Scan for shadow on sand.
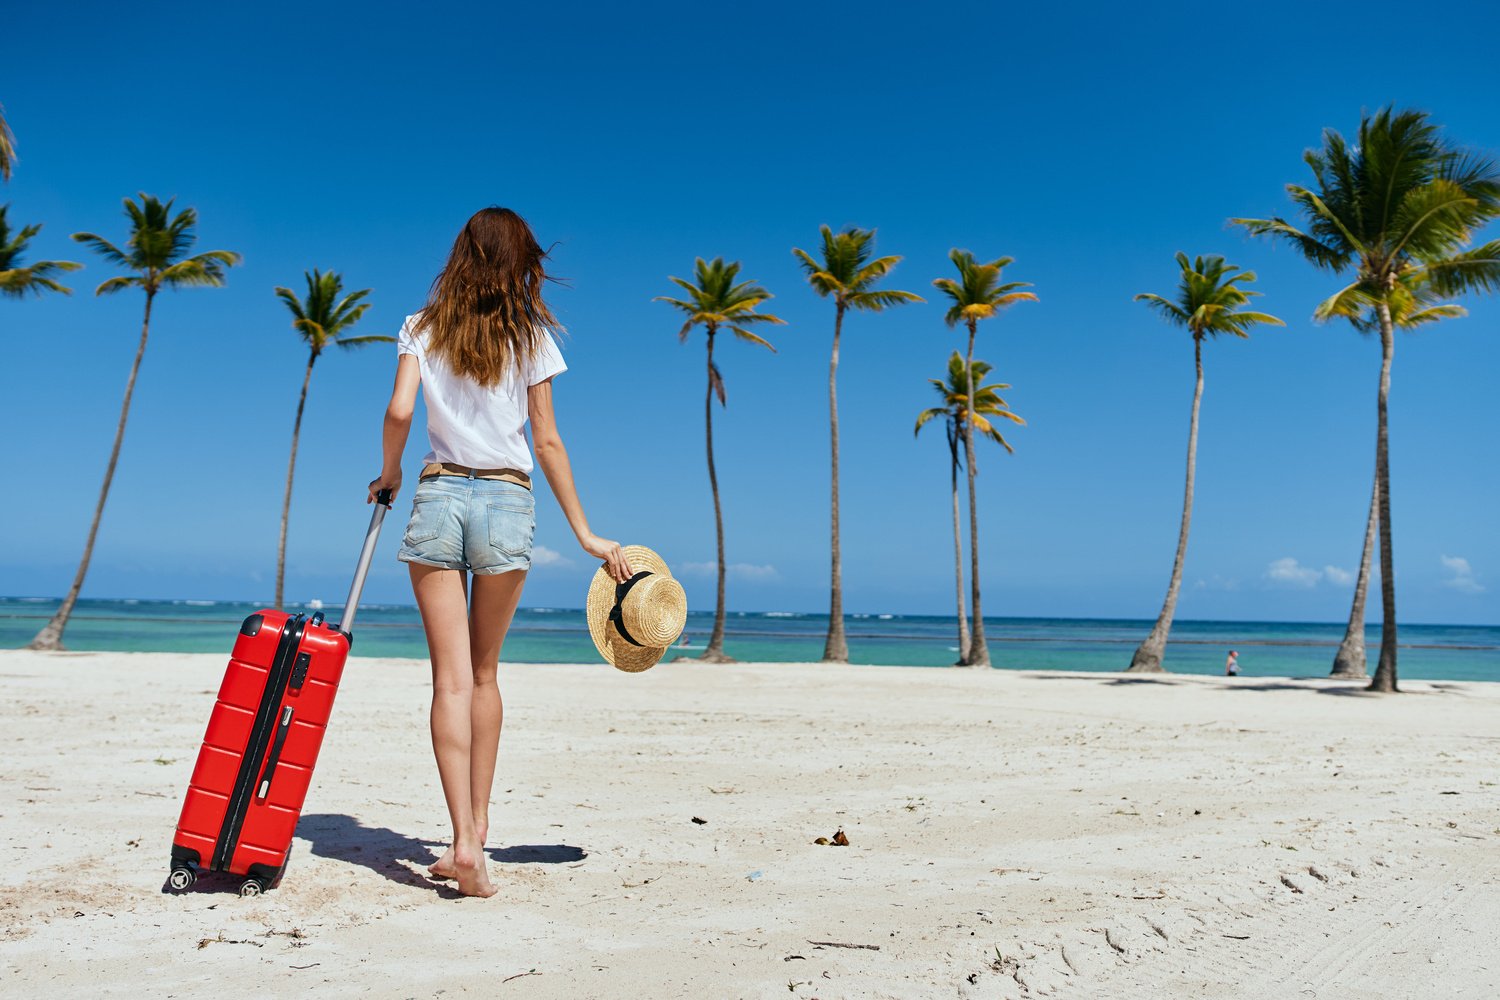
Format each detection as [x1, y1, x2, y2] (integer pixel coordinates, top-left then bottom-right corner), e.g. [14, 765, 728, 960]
[298, 813, 464, 896]
[1022, 673, 1189, 686]
[1020, 673, 1384, 696]
[1213, 681, 1382, 697]
[489, 843, 587, 864]
[297, 814, 588, 892]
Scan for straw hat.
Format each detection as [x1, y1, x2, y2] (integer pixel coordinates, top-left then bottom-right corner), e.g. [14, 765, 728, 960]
[585, 545, 688, 672]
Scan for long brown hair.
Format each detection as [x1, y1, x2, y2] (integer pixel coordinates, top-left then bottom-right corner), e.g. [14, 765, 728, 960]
[415, 207, 559, 386]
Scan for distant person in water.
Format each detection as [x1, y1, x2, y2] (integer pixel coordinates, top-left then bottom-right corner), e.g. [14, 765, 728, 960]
[1226, 650, 1239, 676]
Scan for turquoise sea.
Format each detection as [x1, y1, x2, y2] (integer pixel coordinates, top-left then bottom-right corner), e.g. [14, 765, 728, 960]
[2, 597, 1496, 681]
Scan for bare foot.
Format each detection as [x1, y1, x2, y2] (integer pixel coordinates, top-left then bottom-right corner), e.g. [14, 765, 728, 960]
[452, 841, 496, 898]
[428, 822, 486, 880]
[428, 847, 457, 880]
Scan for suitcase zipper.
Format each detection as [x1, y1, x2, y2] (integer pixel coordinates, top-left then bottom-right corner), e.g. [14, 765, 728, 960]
[211, 614, 306, 872]
[256, 705, 295, 799]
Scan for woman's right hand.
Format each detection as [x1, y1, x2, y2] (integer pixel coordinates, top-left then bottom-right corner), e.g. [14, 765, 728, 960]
[581, 533, 632, 582]
[368, 472, 401, 505]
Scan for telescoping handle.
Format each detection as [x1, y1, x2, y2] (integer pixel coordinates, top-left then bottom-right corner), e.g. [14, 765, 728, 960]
[337, 488, 392, 634]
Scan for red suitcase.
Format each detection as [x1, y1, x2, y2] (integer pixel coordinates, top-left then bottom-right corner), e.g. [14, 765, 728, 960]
[168, 491, 390, 895]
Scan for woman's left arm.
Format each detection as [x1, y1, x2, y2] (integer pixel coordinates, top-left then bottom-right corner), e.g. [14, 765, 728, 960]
[529, 377, 632, 582]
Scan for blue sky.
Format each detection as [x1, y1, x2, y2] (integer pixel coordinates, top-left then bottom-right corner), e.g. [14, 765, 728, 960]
[4, 0, 1498, 624]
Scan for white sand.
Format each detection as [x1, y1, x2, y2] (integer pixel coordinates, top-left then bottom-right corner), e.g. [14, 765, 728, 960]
[1, 649, 1496, 998]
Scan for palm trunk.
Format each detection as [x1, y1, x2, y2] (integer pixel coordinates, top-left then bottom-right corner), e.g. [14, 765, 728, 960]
[275, 353, 317, 608]
[963, 320, 990, 667]
[822, 303, 849, 662]
[702, 326, 732, 662]
[949, 425, 970, 664]
[30, 290, 156, 650]
[1128, 334, 1202, 672]
[1368, 303, 1399, 693]
[1331, 472, 1377, 678]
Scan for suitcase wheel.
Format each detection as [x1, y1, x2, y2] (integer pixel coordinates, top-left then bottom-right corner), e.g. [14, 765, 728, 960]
[237, 877, 266, 897]
[168, 865, 197, 891]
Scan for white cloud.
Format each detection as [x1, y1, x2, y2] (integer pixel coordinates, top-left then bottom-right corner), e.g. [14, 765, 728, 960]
[531, 545, 573, 569]
[1440, 555, 1484, 594]
[1323, 565, 1354, 586]
[1194, 575, 1240, 591]
[1261, 559, 1355, 589]
[1265, 557, 1322, 588]
[1441, 555, 1473, 576]
[681, 561, 780, 581]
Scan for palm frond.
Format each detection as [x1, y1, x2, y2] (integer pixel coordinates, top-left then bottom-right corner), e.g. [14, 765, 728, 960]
[1423, 240, 1500, 296]
[71, 232, 130, 266]
[1311, 281, 1373, 323]
[332, 332, 391, 350]
[848, 288, 924, 312]
[708, 361, 726, 406]
[730, 327, 778, 351]
[1231, 216, 1347, 270]
[159, 256, 231, 288]
[914, 407, 945, 437]
[852, 254, 902, 286]
[0, 103, 14, 182]
[0, 258, 82, 297]
[274, 286, 308, 321]
[95, 275, 140, 296]
[1402, 303, 1467, 326]
[1134, 292, 1190, 323]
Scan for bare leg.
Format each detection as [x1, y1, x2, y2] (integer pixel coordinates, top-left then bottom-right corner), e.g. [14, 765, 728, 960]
[410, 563, 495, 898]
[430, 569, 526, 879]
[469, 569, 526, 845]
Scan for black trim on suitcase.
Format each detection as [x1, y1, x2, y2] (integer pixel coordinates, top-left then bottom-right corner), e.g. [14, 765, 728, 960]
[211, 615, 306, 872]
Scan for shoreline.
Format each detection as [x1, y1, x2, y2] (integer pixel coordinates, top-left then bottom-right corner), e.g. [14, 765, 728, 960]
[3, 649, 1497, 997]
[14, 645, 1500, 685]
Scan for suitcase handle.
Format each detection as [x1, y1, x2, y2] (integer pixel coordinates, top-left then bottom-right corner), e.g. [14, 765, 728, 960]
[255, 705, 295, 799]
[337, 488, 392, 634]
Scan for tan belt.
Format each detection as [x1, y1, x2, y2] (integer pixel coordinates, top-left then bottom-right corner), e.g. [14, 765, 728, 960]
[419, 462, 532, 489]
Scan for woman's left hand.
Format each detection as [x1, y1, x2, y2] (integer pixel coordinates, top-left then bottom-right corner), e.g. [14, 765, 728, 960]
[581, 533, 632, 582]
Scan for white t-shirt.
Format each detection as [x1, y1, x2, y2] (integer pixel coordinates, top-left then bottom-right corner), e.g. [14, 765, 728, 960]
[396, 315, 567, 472]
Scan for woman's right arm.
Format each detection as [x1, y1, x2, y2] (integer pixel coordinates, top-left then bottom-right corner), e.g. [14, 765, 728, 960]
[368, 354, 420, 504]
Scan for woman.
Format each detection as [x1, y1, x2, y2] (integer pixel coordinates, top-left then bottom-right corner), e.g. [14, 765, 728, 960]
[369, 207, 632, 898]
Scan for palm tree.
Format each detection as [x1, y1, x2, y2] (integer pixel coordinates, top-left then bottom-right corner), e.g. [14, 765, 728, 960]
[28, 194, 240, 650]
[1235, 107, 1500, 692]
[915, 352, 1024, 665]
[1323, 277, 1464, 678]
[273, 269, 385, 607]
[793, 226, 922, 663]
[932, 251, 1035, 668]
[1125, 253, 1283, 673]
[0, 103, 15, 182]
[655, 257, 783, 662]
[1, 206, 81, 297]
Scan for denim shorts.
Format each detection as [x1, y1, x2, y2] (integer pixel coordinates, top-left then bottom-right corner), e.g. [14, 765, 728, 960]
[396, 475, 535, 574]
